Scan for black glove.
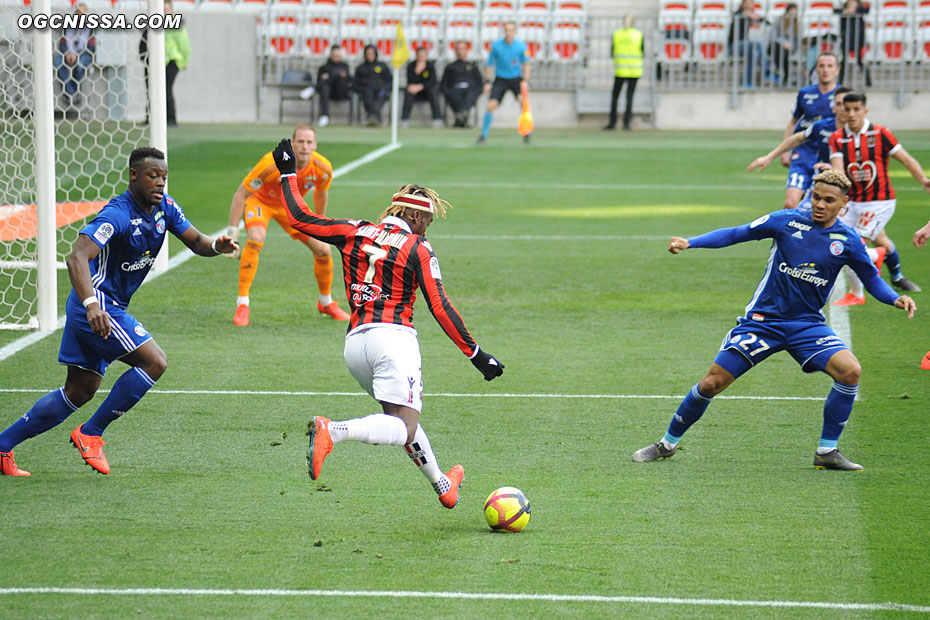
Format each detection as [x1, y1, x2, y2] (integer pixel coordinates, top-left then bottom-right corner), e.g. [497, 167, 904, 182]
[273, 138, 296, 175]
[471, 348, 504, 381]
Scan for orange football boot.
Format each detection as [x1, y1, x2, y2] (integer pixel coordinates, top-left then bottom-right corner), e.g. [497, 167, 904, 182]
[833, 293, 865, 306]
[438, 464, 464, 509]
[317, 301, 350, 321]
[70, 425, 110, 474]
[872, 246, 886, 276]
[921, 351, 930, 371]
[307, 416, 333, 480]
[0, 451, 30, 476]
[233, 304, 250, 327]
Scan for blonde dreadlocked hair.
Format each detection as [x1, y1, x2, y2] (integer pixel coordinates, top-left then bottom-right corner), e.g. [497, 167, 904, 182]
[812, 170, 852, 193]
[378, 184, 452, 223]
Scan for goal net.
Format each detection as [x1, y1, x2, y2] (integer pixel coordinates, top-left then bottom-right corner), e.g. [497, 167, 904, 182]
[1, 0, 153, 330]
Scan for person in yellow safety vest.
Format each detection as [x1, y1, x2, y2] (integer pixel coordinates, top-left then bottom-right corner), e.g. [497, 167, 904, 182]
[605, 14, 643, 131]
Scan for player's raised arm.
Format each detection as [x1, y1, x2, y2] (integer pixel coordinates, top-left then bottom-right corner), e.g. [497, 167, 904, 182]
[891, 147, 930, 194]
[748, 131, 807, 173]
[177, 224, 239, 257]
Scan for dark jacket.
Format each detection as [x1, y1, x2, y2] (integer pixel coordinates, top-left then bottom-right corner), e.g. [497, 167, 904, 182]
[406, 59, 438, 89]
[317, 59, 351, 84]
[441, 59, 482, 97]
[354, 48, 392, 93]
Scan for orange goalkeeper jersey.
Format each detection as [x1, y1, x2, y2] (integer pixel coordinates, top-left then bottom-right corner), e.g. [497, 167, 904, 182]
[241, 150, 333, 205]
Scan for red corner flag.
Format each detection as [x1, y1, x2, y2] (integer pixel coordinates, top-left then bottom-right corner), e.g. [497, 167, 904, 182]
[517, 81, 534, 137]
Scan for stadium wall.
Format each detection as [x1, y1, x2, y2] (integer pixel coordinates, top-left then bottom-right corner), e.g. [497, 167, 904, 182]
[175, 14, 928, 130]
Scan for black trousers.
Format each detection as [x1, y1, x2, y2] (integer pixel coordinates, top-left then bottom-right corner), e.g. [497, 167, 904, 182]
[166, 60, 179, 124]
[445, 87, 479, 116]
[318, 76, 350, 116]
[358, 87, 386, 122]
[402, 86, 441, 120]
[607, 76, 638, 129]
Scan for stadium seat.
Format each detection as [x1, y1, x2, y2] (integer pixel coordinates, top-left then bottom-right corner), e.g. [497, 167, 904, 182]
[802, 14, 839, 53]
[877, 0, 913, 11]
[876, 11, 913, 59]
[518, 15, 549, 60]
[198, 0, 235, 11]
[695, 0, 732, 17]
[916, 15, 930, 59]
[550, 16, 582, 61]
[479, 15, 508, 59]
[376, 0, 410, 8]
[278, 69, 315, 123]
[449, 0, 478, 10]
[692, 19, 727, 60]
[552, 0, 585, 14]
[341, 7, 373, 60]
[485, 0, 515, 10]
[803, 0, 835, 15]
[409, 11, 443, 55]
[373, 11, 405, 58]
[346, 0, 374, 7]
[443, 13, 478, 59]
[658, 14, 693, 63]
[661, 0, 695, 14]
[518, 0, 553, 13]
[304, 13, 336, 59]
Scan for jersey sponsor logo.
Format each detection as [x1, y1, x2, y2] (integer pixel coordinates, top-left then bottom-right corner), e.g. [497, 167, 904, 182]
[829, 233, 847, 240]
[155, 219, 166, 234]
[249, 178, 263, 191]
[829, 240, 844, 255]
[816, 335, 843, 345]
[847, 161, 876, 188]
[788, 220, 811, 232]
[93, 222, 115, 244]
[134, 325, 148, 337]
[779, 262, 829, 286]
[429, 256, 442, 280]
[750, 313, 765, 321]
[121, 251, 157, 272]
[750, 214, 770, 228]
[792, 230, 804, 239]
[130, 218, 143, 225]
[350, 282, 390, 303]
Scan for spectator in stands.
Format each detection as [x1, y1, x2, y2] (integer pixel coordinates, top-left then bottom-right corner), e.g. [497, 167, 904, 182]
[605, 13, 643, 131]
[354, 44, 392, 127]
[728, 0, 768, 88]
[441, 41, 483, 128]
[316, 45, 352, 127]
[55, 2, 94, 111]
[835, 0, 872, 87]
[164, 0, 190, 126]
[401, 46, 443, 128]
[478, 22, 532, 144]
[768, 3, 799, 85]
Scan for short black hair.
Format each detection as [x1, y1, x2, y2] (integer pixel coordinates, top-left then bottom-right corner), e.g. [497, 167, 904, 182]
[129, 147, 165, 169]
[843, 91, 867, 105]
[834, 85, 852, 97]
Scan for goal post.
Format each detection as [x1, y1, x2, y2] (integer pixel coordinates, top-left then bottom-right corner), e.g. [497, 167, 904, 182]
[34, 0, 57, 331]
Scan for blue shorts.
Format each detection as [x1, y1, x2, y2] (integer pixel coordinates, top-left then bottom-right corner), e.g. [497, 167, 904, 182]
[785, 156, 815, 191]
[59, 294, 152, 376]
[715, 317, 848, 377]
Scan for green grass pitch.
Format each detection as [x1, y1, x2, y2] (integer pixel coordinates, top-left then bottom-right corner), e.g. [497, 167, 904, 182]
[1, 124, 929, 619]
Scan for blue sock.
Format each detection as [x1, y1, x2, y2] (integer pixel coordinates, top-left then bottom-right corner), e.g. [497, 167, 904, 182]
[481, 112, 492, 138]
[0, 388, 78, 452]
[885, 242, 902, 279]
[665, 383, 713, 444]
[820, 382, 857, 449]
[81, 368, 156, 437]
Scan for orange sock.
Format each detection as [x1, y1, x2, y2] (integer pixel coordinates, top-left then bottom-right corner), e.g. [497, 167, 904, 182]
[314, 255, 334, 296]
[238, 240, 263, 297]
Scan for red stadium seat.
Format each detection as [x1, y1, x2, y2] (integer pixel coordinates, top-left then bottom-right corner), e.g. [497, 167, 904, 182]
[550, 17, 581, 60]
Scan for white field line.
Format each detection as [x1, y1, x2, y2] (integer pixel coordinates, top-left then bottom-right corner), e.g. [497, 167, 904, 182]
[0, 587, 927, 613]
[338, 180, 927, 192]
[0, 143, 402, 364]
[0, 387, 823, 401]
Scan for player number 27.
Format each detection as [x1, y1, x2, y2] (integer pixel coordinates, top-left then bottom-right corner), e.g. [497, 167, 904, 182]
[361, 244, 388, 284]
[738, 333, 770, 357]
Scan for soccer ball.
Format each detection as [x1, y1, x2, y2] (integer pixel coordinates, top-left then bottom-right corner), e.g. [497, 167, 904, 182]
[484, 487, 531, 532]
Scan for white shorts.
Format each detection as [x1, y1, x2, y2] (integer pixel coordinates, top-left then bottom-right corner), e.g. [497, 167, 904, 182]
[344, 324, 423, 412]
[840, 199, 896, 240]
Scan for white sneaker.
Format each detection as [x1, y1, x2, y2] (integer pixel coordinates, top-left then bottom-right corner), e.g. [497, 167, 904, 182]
[299, 85, 315, 100]
[318, 115, 329, 127]
[401, 120, 410, 128]
[432, 119, 443, 128]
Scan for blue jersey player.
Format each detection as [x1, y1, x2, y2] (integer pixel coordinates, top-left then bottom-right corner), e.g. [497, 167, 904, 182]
[0, 147, 239, 477]
[632, 171, 915, 471]
[778, 53, 840, 210]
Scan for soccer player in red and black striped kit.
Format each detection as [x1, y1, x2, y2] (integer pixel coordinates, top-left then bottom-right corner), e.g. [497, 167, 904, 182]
[272, 138, 504, 509]
[829, 92, 930, 304]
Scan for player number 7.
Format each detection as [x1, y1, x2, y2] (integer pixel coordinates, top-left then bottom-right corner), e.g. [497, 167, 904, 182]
[361, 244, 388, 284]
[738, 333, 771, 357]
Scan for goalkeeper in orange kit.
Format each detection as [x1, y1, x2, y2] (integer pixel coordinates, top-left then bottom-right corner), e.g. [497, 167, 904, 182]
[226, 124, 349, 326]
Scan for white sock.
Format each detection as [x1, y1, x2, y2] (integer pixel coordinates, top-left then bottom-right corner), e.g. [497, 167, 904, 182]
[866, 247, 878, 262]
[237, 296, 249, 306]
[844, 266, 864, 297]
[404, 424, 450, 495]
[816, 446, 835, 455]
[328, 414, 408, 446]
[660, 438, 677, 450]
[318, 293, 333, 305]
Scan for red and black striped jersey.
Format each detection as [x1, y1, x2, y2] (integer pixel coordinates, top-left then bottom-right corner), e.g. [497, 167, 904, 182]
[280, 174, 477, 357]
[829, 120, 902, 202]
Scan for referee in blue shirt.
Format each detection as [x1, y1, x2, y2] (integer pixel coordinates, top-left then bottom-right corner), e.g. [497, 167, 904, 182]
[477, 22, 531, 144]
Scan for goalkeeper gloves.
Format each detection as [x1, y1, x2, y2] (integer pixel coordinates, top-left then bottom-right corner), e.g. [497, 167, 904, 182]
[273, 138, 297, 176]
[224, 225, 241, 259]
[470, 347, 504, 381]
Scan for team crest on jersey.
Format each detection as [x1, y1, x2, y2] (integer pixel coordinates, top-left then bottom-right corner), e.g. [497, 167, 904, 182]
[134, 325, 148, 337]
[847, 161, 876, 188]
[249, 178, 263, 191]
[829, 240, 844, 255]
[429, 256, 442, 280]
[155, 219, 166, 234]
[93, 222, 115, 244]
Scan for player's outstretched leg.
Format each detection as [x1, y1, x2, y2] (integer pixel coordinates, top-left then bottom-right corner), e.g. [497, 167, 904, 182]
[235, 240, 264, 326]
[816, 353, 863, 471]
[70, 425, 110, 474]
[0, 451, 30, 476]
[0, 387, 80, 476]
[307, 416, 334, 480]
[439, 464, 464, 509]
[632, 382, 713, 462]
